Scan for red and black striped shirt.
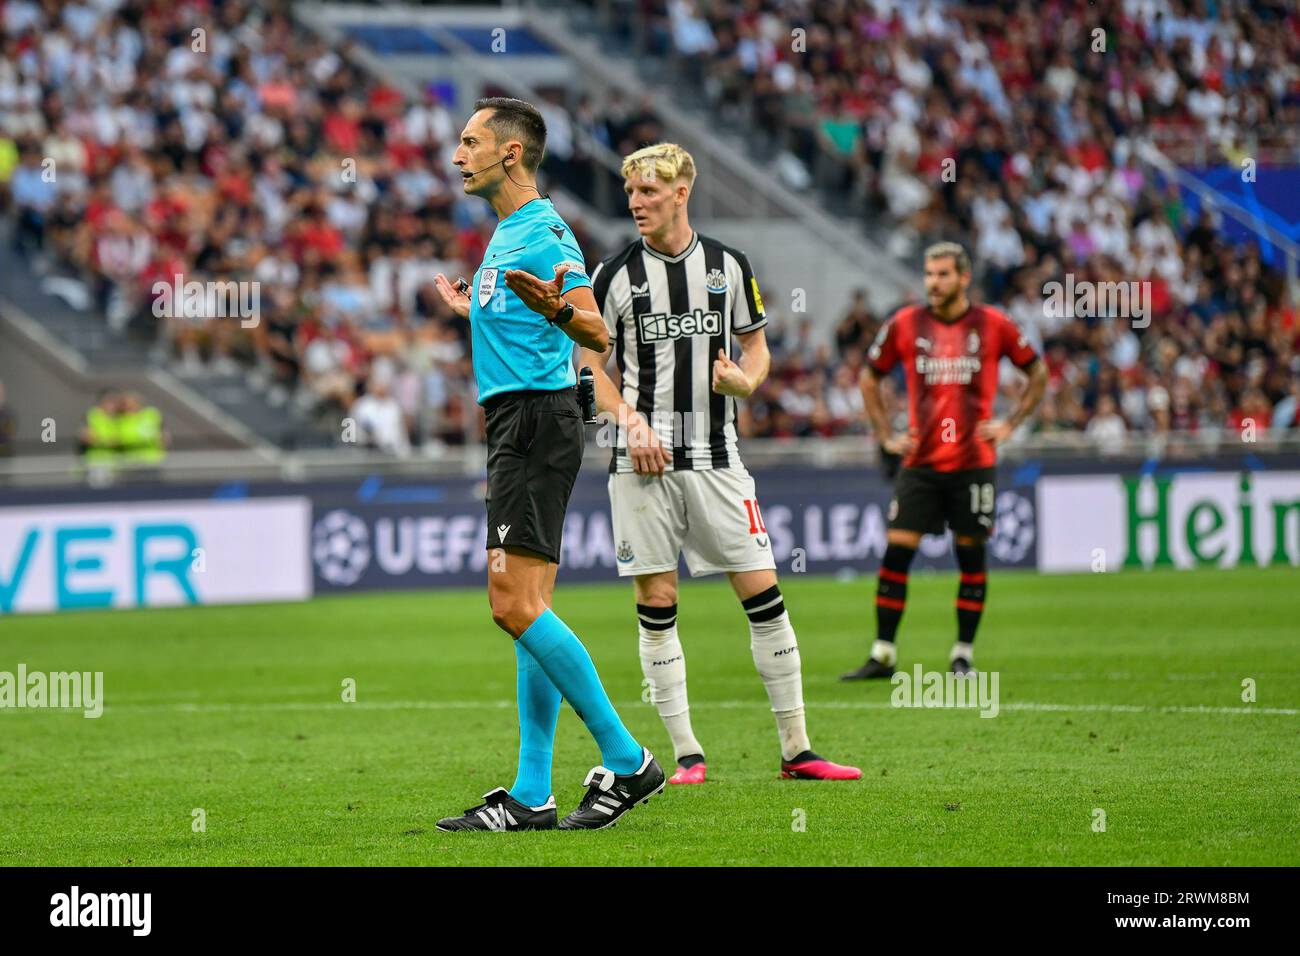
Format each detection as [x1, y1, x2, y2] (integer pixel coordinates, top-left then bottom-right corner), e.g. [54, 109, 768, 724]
[867, 303, 1038, 472]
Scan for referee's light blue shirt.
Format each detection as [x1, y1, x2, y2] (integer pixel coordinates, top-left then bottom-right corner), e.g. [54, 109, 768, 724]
[469, 198, 592, 403]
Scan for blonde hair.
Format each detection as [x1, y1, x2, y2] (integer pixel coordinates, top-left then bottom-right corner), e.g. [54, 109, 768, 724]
[621, 142, 697, 189]
[924, 241, 971, 275]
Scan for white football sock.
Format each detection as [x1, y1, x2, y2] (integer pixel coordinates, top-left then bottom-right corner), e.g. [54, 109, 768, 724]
[637, 605, 704, 762]
[744, 588, 811, 761]
[871, 639, 898, 666]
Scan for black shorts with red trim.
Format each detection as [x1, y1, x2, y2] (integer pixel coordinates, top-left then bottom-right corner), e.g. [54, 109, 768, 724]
[887, 465, 996, 540]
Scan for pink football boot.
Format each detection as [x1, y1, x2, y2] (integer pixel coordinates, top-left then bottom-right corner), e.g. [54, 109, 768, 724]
[668, 760, 707, 785]
[780, 751, 862, 780]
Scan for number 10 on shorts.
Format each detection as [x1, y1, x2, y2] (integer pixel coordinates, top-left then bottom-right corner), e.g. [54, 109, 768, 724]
[743, 498, 768, 534]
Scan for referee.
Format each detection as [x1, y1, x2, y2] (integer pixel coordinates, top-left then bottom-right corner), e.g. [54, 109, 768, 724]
[432, 98, 663, 832]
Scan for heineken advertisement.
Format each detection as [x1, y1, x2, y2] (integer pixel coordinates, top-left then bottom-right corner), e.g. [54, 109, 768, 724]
[1037, 470, 1300, 572]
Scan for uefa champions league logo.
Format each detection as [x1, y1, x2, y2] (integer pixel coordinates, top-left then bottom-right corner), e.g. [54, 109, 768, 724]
[989, 491, 1035, 564]
[313, 510, 371, 585]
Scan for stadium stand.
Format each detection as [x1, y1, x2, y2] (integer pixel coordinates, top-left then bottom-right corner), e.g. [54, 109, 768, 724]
[0, 300, 254, 460]
[593, 0, 1300, 445]
[1, 0, 636, 454]
[1, 0, 1297, 469]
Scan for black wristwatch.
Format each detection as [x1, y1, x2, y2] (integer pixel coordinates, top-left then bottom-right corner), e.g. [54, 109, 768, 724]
[549, 302, 575, 326]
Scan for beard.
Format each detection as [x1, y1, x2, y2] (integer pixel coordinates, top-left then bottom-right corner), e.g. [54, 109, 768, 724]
[928, 286, 961, 311]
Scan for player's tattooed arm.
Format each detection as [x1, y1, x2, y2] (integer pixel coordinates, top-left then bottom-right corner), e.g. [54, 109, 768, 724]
[860, 366, 914, 455]
[579, 346, 671, 477]
[712, 328, 770, 398]
[977, 358, 1048, 446]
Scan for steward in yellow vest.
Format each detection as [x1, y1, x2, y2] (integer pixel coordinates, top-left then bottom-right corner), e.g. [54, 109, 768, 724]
[117, 392, 166, 464]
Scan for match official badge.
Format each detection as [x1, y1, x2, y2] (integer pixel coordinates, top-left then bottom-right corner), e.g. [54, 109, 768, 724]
[705, 268, 728, 294]
[478, 268, 498, 308]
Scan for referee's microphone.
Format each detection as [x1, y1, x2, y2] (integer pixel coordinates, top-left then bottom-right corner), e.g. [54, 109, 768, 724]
[463, 153, 541, 196]
[461, 156, 507, 180]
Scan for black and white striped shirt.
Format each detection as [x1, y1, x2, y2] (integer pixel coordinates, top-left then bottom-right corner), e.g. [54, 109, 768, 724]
[591, 232, 767, 473]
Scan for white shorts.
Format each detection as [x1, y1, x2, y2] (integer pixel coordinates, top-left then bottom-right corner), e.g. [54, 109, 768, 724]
[608, 468, 777, 578]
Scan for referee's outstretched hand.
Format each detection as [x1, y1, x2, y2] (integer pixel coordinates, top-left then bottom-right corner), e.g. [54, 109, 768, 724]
[433, 273, 471, 319]
[503, 265, 567, 319]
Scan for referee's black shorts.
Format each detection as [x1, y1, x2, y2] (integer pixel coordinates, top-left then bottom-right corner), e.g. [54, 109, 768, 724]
[483, 386, 584, 564]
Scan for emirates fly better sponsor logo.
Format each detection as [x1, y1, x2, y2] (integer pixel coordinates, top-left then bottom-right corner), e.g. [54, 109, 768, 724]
[914, 354, 981, 385]
[911, 333, 982, 384]
[638, 309, 722, 342]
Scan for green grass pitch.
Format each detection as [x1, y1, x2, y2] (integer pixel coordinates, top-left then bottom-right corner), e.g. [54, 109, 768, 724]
[1, 567, 1296, 866]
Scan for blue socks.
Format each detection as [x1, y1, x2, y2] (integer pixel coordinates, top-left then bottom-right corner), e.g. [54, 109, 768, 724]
[509, 640, 561, 808]
[517, 609, 643, 775]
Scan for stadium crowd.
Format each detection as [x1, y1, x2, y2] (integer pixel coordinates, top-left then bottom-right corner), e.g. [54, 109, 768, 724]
[2, 0, 1298, 457]
[0, 0, 640, 454]
[641, 0, 1300, 446]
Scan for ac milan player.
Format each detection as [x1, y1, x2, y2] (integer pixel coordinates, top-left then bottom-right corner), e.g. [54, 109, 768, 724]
[842, 243, 1047, 680]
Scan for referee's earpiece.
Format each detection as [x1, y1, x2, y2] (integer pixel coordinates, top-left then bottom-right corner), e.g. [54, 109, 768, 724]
[499, 149, 540, 195]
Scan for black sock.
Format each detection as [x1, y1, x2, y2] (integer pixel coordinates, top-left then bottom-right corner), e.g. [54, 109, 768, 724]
[955, 543, 987, 648]
[875, 543, 916, 645]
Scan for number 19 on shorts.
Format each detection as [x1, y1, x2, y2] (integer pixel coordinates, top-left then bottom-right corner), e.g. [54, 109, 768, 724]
[969, 482, 994, 515]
